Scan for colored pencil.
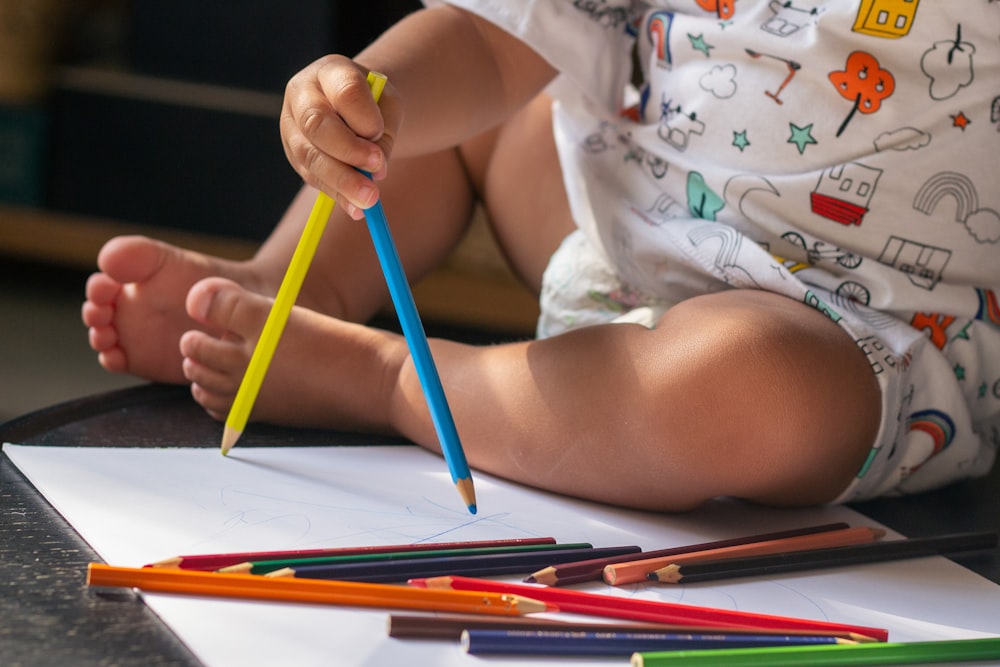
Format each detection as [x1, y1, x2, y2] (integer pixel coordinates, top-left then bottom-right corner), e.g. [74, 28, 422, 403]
[221, 541, 593, 574]
[146, 536, 556, 571]
[411, 576, 888, 641]
[526, 522, 850, 586]
[219, 71, 478, 516]
[87, 563, 552, 616]
[221, 72, 387, 457]
[269, 544, 640, 583]
[461, 629, 854, 657]
[386, 614, 878, 642]
[630, 637, 1000, 667]
[614, 526, 884, 585]
[357, 77, 475, 514]
[653, 530, 999, 584]
[388, 614, 703, 640]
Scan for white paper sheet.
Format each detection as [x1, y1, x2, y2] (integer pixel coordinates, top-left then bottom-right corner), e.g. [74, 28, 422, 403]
[5, 443, 999, 667]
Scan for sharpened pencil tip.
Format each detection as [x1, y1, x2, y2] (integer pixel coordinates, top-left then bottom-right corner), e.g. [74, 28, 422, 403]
[455, 477, 477, 514]
[221, 426, 242, 455]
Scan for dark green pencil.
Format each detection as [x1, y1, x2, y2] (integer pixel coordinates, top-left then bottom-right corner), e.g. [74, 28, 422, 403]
[221, 541, 593, 575]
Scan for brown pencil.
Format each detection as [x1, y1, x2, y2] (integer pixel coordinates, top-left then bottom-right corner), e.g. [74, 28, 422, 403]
[605, 526, 884, 586]
[525, 522, 850, 586]
[386, 613, 880, 642]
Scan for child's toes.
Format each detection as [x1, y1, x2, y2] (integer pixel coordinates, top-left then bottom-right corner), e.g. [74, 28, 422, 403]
[179, 330, 249, 382]
[85, 272, 122, 306]
[186, 277, 270, 342]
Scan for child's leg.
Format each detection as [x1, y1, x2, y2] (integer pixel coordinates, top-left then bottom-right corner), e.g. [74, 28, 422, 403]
[181, 278, 880, 511]
[83, 147, 479, 385]
[179, 94, 880, 510]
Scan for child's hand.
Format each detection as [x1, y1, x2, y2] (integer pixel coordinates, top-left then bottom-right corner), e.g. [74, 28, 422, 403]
[280, 55, 401, 219]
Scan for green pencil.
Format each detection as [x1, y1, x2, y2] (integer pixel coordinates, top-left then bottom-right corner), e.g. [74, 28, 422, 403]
[631, 637, 1000, 667]
[219, 542, 593, 575]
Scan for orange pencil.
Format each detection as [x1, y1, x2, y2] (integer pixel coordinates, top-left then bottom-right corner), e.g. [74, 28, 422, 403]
[87, 563, 550, 616]
[604, 526, 885, 586]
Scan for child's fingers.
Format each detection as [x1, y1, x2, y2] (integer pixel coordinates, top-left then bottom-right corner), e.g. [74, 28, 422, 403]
[280, 56, 390, 210]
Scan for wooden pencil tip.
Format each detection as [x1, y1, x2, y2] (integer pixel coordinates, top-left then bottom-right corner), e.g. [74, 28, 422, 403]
[511, 595, 553, 615]
[218, 563, 252, 574]
[220, 426, 242, 455]
[524, 567, 556, 586]
[650, 564, 681, 584]
[265, 567, 295, 578]
[414, 576, 452, 590]
[455, 477, 477, 514]
[145, 557, 182, 569]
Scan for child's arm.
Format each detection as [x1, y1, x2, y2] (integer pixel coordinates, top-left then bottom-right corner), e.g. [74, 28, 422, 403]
[279, 4, 556, 219]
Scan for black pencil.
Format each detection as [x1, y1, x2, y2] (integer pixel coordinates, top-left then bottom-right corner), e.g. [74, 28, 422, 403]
[269, 544, 641, 583]
[652, 531, 998, 584]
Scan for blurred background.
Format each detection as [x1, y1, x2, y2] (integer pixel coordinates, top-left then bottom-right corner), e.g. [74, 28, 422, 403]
[0, 0, 537, 423]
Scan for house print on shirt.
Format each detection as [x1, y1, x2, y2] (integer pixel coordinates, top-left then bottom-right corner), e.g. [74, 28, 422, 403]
[811, 162, 883, 226]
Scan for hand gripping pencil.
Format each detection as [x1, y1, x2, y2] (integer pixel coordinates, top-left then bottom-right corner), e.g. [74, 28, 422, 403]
[221, 72, 477, 514]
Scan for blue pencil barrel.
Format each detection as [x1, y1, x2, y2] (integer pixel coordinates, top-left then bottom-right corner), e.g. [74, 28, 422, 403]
[360, 181, 475, 513]
[460, 629, 845, 657]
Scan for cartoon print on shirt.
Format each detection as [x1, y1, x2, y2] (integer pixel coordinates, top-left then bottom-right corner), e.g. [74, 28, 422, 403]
[902, 408, 955, 479]
[975, 288, 1000, 327]
[913, 172, 1000, 244]
[744, 49, 801, 105]
[781, 231, 863, 269]
[911, 312, 957, 350]
[853, 0, 920, 39]
[778, 230, 870, 305]
[873, 127, 932, 152]
[687, 223, 763, 289]
[810, 162, 883, 226]
[646, 10, 675, 70]
[695, 0, 735, 21]
[687, 171, 725, 220]
[950, 111, 971, 131]
[632, 191, 686, 228]
[761, 0, 824, 38]
[879, 236, 951, 291]
[723, 174, 780, 221]
[991, 96, 1000, 131]
[920, 25, 976, 101]
[700, 63, 737, 99]
[658, 97, 705, 150]
[688, 33, 715, 58]
[787, 122, 817, 153]
[829, 51, 895, 137]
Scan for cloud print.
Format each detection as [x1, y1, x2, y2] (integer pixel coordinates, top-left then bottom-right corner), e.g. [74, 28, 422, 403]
[874, 127, 932, 152]
[965, 209, 1000, 244]
[700, 64, 737, 99]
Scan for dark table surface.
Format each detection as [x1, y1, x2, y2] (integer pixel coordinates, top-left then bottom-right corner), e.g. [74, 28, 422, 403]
[2, 383, 998, 666]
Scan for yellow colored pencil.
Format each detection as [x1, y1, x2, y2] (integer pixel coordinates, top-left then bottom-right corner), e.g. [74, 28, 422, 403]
[220, 72, 387, 454]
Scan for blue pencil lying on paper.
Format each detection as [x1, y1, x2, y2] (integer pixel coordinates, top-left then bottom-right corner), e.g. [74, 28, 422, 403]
[460, 629, 855, 657]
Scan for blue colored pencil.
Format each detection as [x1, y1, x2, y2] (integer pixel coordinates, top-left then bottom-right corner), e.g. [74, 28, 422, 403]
[461, 629, 853, 657]
[357, 102, 475, 512]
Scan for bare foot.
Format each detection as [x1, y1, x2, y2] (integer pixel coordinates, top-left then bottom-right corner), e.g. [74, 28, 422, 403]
[82, 236, 261, 384]
[180, 277, 407, 433]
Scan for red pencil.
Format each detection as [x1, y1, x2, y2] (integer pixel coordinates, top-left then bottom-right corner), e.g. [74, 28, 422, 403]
[411, 576, 888, 642]
[145, 537, 556, 571]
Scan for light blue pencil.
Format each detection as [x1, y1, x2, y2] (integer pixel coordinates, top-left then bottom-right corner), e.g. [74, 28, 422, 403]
[358, 75, 476, 513]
